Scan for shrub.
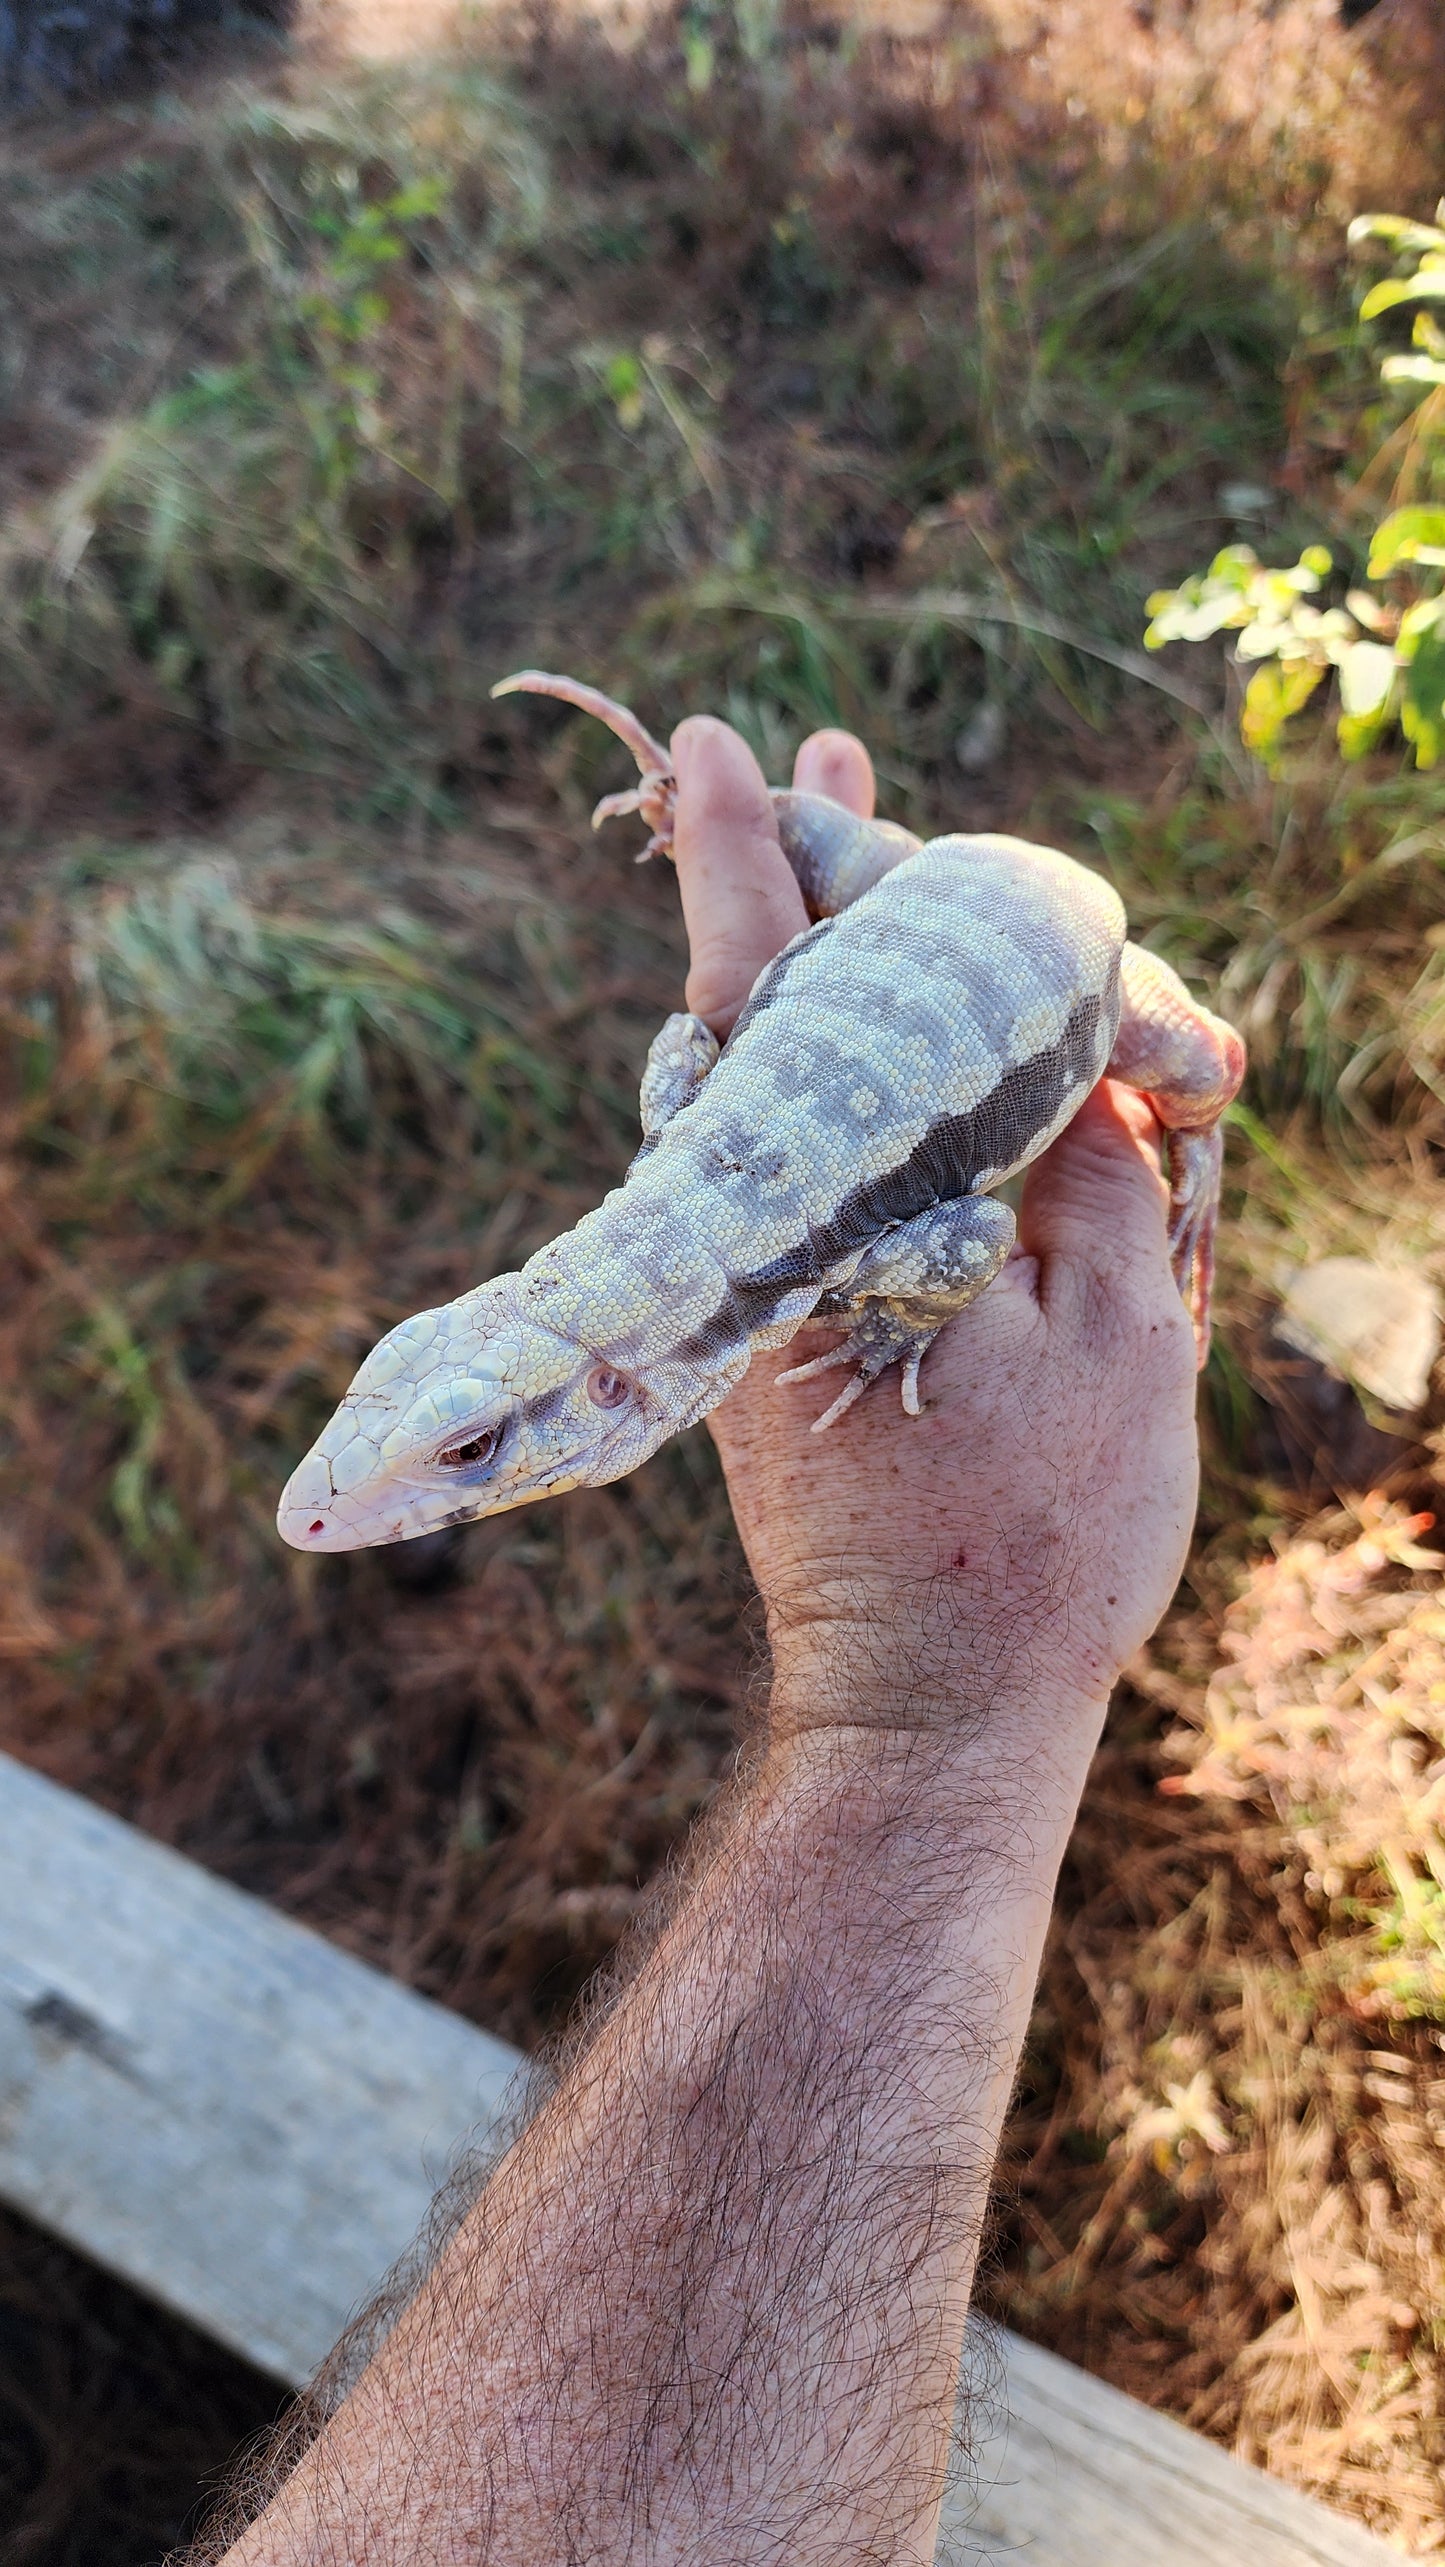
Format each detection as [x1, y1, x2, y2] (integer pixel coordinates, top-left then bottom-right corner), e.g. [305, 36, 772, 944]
[1146, 209, 1445, 768]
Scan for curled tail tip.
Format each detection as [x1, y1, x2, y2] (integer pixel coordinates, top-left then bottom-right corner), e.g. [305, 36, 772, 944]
[490, 668, 551, 700]
[489, 669, 672, 779]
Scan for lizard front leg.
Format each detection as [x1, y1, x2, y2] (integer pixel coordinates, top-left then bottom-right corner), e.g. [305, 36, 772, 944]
[777, 1194, 1016, 1431]
[639, 1011, 720, 1137]
[1108, 942, 1246, 1366]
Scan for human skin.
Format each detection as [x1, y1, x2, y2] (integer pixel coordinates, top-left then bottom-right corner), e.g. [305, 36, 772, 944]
[217, 720, 1200, 2567]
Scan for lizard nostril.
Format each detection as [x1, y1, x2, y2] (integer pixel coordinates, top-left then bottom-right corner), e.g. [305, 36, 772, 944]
[308, 1519, 326, 1536]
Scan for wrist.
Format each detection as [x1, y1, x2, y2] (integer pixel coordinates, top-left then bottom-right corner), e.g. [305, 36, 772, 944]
[763, 1603, 1113, 1760]
[760, 1653, 1110, 1848]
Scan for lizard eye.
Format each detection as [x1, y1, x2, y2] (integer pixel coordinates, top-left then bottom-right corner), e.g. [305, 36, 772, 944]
[436, 1425, 501, 1470]
[586, 1365, 630, 1410]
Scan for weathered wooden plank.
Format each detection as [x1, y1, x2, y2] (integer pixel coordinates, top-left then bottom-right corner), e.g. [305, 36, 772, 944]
[0, 1749, 1398, 2562]
[0, 1749, 520, 2383]
[946, 2328, 1396, 2566]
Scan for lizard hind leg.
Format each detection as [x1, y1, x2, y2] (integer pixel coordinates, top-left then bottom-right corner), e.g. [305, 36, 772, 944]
[490, 671, 678, 861]
[777, 1193, 1016, 1432]
[491, 669, 927, 915]
[1108, 941, 1246, 1366]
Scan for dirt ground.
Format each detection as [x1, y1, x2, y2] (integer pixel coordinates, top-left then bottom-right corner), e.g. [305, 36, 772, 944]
[0, 2208, 283, 2567]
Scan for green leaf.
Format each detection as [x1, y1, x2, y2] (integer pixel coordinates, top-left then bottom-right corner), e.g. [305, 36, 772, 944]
[1360, 271, 1445, 321]
[1235, 617, 1294, 662]
[683, 27, 715, 88]
[604, 352, 646, 430]
[1345, 587, 1392, 634]
[1401, 624, 1445, 769]
[1337, 707, 1390, 761]
[1336, 635, 1399, 757]
[1368, 507, 1445, 576]
[1147, 591, 1251, 645]
[1337, 637, 1398, 718]
[1348, 213, 1445, 254]
[1399, 596, 1445, 651]
[1241, 658, 1326, 765]
[1380, 354, 1445, 388]
[1143, 551, 1259, 647]
[1209, 543, 1263, 580]
[386, 178, 449, 223]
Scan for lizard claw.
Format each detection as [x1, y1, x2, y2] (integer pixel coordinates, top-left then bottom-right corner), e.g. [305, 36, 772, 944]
[591, 772, 678, 861]
[777, 1308, 939, 1431]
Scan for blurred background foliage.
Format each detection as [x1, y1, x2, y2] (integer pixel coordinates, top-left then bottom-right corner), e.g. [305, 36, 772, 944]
[3, 0, 1445, 2554]
[1146, 209, 1445, 768]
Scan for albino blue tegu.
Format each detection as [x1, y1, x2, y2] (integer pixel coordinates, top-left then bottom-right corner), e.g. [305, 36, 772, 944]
[278, 673, 1245, 1552]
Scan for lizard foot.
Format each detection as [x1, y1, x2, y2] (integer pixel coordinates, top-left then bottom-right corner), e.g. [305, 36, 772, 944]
[777, 1307, 940, 1433]
[491, 671, 678, 862]
[638, 1010, 720, 1136]
[590, 771, 678, 863]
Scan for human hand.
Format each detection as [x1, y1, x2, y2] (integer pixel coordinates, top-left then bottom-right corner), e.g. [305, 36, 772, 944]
[668, 716, 1200, 1757]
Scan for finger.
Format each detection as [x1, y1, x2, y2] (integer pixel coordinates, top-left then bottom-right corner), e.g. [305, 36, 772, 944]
[671, 717, 809, 1038]
[1016, 1080, 1171, 1281]
[792, 729, 875, 818]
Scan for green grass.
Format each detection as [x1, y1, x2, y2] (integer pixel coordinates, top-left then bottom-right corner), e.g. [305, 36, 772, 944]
[0, 18, 1310, 829]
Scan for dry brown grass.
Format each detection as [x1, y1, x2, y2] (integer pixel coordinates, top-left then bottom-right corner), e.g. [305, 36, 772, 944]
[964, 0, 1445, 230]
[1176, 1494, 1445, 2023]
[990, 1490, 1445, 2550]
[0, 819, 752, 2042]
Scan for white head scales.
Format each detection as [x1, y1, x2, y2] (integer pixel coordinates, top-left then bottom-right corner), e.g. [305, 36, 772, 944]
[276, 1274, 678, 1551]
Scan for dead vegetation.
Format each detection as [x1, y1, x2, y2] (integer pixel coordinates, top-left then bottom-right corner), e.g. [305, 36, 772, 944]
[992, 1507, 1445, 2550]
[2, 0, 1445, 2555]
[0, 824, 747, 2036]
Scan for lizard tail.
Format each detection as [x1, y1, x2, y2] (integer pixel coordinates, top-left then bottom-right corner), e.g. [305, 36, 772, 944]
[490, 671, 672, 781]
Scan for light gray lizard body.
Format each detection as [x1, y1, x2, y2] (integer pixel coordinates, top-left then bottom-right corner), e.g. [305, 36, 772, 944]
[278, 677, 1244, 1552]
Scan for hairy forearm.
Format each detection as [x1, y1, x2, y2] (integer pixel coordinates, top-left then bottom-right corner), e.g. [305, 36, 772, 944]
[225, 1687, 1106, 2567]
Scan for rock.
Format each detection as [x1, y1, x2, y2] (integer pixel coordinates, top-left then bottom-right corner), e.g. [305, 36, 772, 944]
[1218, 479, 1274, 519]
[1276, 1259, 1441, 1416]
[954, 700, 1007, 774]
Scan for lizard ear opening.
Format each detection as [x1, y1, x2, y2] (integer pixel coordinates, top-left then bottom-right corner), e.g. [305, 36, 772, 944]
[586, 1366, 631, 1410]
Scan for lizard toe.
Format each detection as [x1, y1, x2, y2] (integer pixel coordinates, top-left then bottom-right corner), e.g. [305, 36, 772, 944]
[775, 1339, 855, 1387]
[778, 1306, 940, 1431]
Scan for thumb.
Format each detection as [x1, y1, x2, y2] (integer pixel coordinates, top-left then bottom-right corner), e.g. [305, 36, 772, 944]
[671, 717, 809, 1038]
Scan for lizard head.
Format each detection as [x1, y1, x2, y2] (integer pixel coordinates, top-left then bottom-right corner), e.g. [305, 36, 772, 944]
[276, 1273, 691, 1551]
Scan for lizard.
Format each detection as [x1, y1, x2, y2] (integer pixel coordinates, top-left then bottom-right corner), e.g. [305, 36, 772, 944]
[277, 673, 1246, 1553]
